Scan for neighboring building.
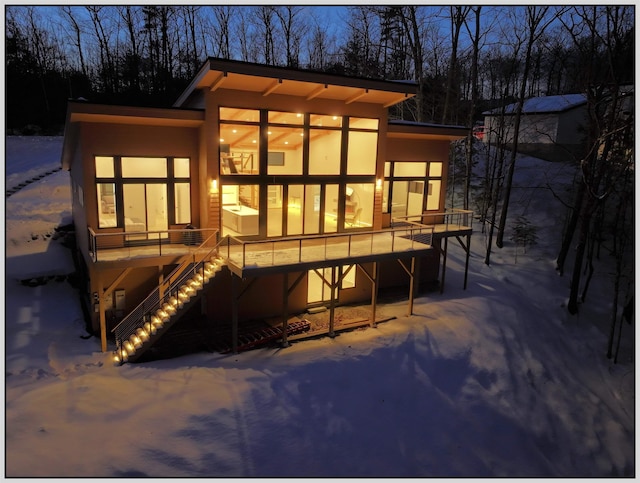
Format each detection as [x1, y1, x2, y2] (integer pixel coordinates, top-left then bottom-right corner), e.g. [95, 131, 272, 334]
[61, 58, 472, 364]
[482, 94, 588, 162]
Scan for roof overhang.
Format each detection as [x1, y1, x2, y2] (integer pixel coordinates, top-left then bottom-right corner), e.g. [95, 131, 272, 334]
[387, 120, 468, 141]
[174, 57, 417, 108]
[61, 101, 204, 170]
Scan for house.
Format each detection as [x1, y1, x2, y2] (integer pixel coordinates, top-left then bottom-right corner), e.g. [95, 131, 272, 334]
[482, 94, 588, 162]
[60, 58, 472, 364]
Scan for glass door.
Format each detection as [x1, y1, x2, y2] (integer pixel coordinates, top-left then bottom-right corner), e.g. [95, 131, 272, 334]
[123, 183, 168, 242]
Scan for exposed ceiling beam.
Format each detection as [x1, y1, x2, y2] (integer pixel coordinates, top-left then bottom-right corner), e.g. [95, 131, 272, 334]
[383, 93, 410, 108]
[263, 79, 283, 96]
[209, 72, 227, 92]
[306, 84, 327, 101]
[346, 89, 368, 104]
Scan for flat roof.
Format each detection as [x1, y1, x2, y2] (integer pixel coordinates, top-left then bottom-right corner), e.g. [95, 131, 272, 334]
[174, 57, 418, 108]
[387, 119, 468, 140]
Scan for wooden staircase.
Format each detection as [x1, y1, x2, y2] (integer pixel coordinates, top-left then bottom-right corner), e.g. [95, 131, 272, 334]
[112, 234, 227, 365]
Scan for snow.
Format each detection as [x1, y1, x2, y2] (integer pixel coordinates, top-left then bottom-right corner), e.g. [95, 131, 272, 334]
[4, 136, 635, 477]
[483, 94, 588, 115]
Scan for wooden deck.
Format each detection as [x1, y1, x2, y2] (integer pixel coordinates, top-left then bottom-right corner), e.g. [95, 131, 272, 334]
[90, 222, 472, 269]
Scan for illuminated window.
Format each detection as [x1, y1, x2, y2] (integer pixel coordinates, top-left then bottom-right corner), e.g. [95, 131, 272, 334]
[383, 161, 443, 218]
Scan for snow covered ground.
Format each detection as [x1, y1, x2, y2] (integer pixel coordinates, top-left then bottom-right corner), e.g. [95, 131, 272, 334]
[4, 136, 635, 477]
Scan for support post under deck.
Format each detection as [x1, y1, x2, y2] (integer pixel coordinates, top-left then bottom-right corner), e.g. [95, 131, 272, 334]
[231, 273, 239, 354]
[371, 262, 380, 328]
[281, 273, 290, 348]
[464, 234, 471, 290]
[440, 236, 449, 294]
[98, 277, 107, 352]
[328, 266, 337, 338]
[408, 257, 416, 316]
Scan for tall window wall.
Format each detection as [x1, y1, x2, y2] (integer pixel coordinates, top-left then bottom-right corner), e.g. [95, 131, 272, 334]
[219, 107, 379, 238]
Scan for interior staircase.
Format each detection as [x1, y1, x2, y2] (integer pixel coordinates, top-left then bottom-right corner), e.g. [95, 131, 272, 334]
[112, 237, 226, 365]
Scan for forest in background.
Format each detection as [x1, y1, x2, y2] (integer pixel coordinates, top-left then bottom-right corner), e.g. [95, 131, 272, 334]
[4, 5, 635, 357]
[5, 5, 634, 132]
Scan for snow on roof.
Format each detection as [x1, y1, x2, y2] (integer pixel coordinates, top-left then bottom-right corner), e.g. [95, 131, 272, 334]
[483, 94, 587, 115]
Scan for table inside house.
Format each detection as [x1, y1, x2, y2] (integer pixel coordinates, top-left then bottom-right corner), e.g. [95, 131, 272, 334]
[223, 205, 259, 235]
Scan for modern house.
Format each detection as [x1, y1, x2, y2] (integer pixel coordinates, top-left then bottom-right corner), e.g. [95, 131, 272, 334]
[482, 94, 588, 162]
[60, 58, 472, 364]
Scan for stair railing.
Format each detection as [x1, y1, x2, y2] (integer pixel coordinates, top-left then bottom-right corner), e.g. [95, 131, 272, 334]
[112, 231, 228, 351]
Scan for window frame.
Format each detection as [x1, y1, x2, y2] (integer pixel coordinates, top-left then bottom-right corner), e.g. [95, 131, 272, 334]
[94, 155, 192, 229]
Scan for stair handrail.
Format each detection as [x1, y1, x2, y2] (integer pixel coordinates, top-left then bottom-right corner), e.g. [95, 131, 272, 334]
[111, 231, 228, 349]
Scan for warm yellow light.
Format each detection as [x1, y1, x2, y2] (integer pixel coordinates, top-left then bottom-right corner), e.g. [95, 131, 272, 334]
[376, 178, 383, 190]
[252, 140, 257, 144]
[220, 138, 225, 142]
[210, 179, 218, 194]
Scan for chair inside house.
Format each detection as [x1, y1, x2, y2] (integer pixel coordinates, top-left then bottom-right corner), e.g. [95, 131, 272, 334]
[101, 194, 115, 214]
[345, 207, 362, 227]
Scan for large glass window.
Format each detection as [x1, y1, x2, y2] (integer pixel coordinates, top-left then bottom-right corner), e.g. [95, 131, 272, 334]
[95, 156, 114, 177]
[304, 185, 321, 234]
[122, 157, 167, 178]
[94, 156, 191, 232]
[383, 161, 444, 219]
[220, 107, 260, 175]
[268, 111, 304, 125]
[97, 183, 116, 228]
[267, 185, 283, 237]
[347, 117, 379, 175]
[344, 183, 374, 228]
[221, 185, 260, 236]
[347, 131, 378, 175]
[309, 129, 341, 175]
[174, 183, 191, 224]
[324, 184, 339, 233]
[267, 126, 304, 175]
[287, 185, 304, 236]
[219, 109, 381, 237]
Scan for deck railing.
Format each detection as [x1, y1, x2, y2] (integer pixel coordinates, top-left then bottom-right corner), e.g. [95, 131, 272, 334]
[88, 227, 219, 262]
[392, 209, 474, 232]
[218, 223, 435, 270]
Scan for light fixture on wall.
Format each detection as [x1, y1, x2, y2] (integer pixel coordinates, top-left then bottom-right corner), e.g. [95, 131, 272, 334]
[376, 178, 382, 190]
[210, 179, 219, 194]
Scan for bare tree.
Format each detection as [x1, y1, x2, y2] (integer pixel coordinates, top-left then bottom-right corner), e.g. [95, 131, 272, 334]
[59, 6, 87, 77]
[556, 6, 634, 314]
[495, 6, 560, 248]
[117, 6, 142, 94]
[86, 6, 118, 95]
[441, 6, 470, 125]
[398, 6, 425, 122]
[462, 6, 482, 210]
[210, 6, 233, 59]
[273, 6, 304, 68]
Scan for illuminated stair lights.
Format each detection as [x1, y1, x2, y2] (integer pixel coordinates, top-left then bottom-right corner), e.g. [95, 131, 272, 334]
[114, 256, 226, 365]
